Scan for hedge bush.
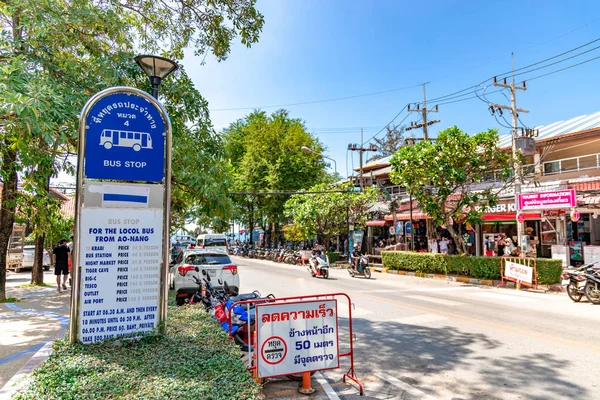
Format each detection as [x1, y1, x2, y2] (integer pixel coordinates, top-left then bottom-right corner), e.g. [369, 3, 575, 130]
[15, 299, 261, 400]
[327, 251, 340, 264]
[381, 251, 562, 285]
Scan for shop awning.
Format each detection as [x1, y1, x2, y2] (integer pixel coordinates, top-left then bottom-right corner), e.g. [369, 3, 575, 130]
[366, 220, 388, 227]
[482, 212, 540, 221]
[385, 212, 429, 221]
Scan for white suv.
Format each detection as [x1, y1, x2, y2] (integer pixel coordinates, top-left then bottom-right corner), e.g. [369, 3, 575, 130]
[169, 249, 239, 306]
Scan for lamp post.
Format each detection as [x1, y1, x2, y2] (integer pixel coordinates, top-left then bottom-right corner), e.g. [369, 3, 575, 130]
[135, 55, 179, 99]
[301, 145, 337, 175]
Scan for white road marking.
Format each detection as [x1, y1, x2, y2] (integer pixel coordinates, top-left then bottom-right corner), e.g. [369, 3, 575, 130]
[407, 286, 473, 292]
[354, 289, 397, 293]
[375, 372, 440, 400]
[391, 313, 448, 325]
[470, 292, 535, 302]
[315, 372, 340, 400]
[404, 295, 464, 307]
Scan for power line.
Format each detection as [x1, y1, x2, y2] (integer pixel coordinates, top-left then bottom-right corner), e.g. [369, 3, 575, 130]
[418, 36, 600, 106]
[210, 84, 421, 112]
[363, 105, 409, 145]
[524, 53, 600, 82]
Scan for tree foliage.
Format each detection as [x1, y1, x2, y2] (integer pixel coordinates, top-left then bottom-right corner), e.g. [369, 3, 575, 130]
[0, 0, 264, 298]
[284, 182, 378, 247]
[389, 126, 512, 253]
[368, 125, 405, 163]
[223, 110, 328, 246]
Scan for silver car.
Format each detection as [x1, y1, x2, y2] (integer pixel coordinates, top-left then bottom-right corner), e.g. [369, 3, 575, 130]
[169, 249, 240, 306]
[21, 245, 52, 272]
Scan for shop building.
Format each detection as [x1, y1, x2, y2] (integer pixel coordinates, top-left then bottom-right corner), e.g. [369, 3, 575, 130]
[358, 111, 600, 259]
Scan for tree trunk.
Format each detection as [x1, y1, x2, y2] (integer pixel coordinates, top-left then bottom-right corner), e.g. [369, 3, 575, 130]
[0, 147, 18, 301]
[32, 234, 45, 284]
[446, 223, 466, 255]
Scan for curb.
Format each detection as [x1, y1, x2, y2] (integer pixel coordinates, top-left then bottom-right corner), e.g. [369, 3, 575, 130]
[369, 267, 543, 290]
[0, 341, 54, 398]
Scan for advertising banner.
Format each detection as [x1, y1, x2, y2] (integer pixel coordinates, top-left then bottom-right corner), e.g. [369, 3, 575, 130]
[504, 261, 533, 285]
[78, 208, 163, 343]
[517, 190, 576, 211]
[256, 300, 339, 377]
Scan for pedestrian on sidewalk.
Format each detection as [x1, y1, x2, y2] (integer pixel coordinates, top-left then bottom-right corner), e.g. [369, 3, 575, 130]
[52, 239, 71, 292]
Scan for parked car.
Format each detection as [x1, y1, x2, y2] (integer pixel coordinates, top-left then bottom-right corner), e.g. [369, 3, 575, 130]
[21, 245, 52, 272]
[195, 234, 228, 253]
[169, 249, 239, 306]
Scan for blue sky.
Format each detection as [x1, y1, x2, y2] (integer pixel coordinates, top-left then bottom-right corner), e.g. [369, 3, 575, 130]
[183, 0, 600, 179]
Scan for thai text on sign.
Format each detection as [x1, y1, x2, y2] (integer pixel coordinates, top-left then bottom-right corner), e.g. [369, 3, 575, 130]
[517, 190, 576, 211]
[504, 261, 533, 285]
[256, 300, 339, 377]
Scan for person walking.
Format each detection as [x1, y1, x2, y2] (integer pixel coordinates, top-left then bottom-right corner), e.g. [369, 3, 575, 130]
[52, 239, 71, 292]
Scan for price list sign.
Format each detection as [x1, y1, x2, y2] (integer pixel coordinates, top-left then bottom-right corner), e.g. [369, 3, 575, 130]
[78, 208, 163, 343]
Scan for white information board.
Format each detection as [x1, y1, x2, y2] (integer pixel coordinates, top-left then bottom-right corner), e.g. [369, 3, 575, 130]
[78, 208, 163, 343]
[583, 246, 600, 265]
[504, 261, 533, 285]
[256, 300, 339, 377]
[551, 245, 569, 267]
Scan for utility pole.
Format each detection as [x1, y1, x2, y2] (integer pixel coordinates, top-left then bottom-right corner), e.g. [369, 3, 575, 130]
[348, 137, 377, 192]
[407, 83, 440, 140]
[488, 53, 529, 251]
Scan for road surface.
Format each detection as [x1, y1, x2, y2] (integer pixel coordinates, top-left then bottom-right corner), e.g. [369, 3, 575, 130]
[233, 256, 600, 400]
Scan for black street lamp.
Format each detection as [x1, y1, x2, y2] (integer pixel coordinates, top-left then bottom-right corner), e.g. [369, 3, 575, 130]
[135, 55, 179, 99]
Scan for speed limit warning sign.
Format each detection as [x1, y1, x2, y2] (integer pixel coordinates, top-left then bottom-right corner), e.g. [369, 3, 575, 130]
[261, 336, 287, 365]
[256, 299, 339, 377]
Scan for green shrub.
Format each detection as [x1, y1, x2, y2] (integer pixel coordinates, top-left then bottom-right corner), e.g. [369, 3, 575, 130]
[327, 251, 340, 264]
[15, 303, 261, 400]
[535, 258, 563, 285]
[382, 251, 562, 284]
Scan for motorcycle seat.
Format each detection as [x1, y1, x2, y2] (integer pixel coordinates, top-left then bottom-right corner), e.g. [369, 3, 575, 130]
[229, 293, 259, 302]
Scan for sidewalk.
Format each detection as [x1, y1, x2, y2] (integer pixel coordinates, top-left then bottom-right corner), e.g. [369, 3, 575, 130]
[0, 270, 71, 395]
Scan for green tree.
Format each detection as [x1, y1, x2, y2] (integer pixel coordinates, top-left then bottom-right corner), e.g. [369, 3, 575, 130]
[0, 0, 264, 299]
[389, 126, 512, 253]
[284, 182, 378, 249]
[223, 110, 328, 246]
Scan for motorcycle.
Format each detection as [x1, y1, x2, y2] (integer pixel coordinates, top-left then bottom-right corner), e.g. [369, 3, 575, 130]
[308, 252, 329, 279]
[584, 267, 600, 305]
[348, 254, 371, 279]
[561, 262, 598, 302]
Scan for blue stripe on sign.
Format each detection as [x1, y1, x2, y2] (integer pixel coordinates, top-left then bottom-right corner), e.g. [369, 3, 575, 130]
[103, 194, 147, 203]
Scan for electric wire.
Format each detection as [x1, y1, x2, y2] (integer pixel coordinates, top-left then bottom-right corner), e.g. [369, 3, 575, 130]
[363, 105, 409, 145]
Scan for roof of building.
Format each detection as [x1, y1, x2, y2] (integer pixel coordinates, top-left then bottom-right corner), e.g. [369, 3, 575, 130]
[498, 111, 600, 148]
[358, 155, 392, 172]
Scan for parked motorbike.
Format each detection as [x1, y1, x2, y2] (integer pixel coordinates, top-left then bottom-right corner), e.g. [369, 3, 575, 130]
[348, 254, 371, 279]
[584, 267, 600, 305]
[308, 252, 329, 279]
[561, 262, 598, 302]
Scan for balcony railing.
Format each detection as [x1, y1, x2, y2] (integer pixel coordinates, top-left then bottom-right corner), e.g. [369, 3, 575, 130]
[542, 153, 600, 176]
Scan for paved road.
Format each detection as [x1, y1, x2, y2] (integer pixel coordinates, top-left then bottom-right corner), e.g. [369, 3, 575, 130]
[233, 256, 600, 400]
[0, 270, 70, 390]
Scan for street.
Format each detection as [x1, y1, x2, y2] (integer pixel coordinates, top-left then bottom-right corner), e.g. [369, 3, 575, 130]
[234, 256, 600, 400]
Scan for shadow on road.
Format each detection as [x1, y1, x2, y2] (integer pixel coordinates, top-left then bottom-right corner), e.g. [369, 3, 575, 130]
[334, 317, 587, 400]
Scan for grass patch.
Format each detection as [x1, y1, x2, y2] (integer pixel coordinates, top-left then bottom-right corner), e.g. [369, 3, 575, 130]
[0, 297, 19, 303]
[14, 293, 262, 400]
[18, 283, 52, 288]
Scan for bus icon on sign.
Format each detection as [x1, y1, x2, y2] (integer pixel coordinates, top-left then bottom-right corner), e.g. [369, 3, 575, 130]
[100, 129, 153, 152]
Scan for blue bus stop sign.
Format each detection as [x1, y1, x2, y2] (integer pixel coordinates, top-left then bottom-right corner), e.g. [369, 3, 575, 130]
[84, 91, 166, 182]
